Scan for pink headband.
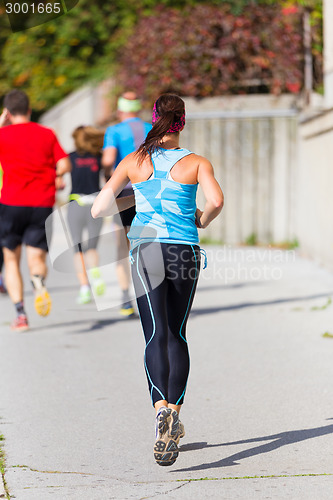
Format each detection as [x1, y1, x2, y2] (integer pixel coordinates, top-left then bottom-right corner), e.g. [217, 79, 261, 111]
[152, 101, 185, 133]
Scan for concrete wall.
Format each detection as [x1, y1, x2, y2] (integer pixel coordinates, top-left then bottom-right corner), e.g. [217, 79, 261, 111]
[41, 90, 299, 245]
[298, 109, 333, 269]
[40, 80, 114, 153]
[181, 96, 299, 245]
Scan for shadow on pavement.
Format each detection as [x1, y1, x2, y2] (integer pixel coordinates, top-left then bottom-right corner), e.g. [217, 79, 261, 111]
[174, 420, 333, 472]
[24, 284, 79, 297]
[28, 317, 137, 333]
[78, 316, 139, 333]
[196, 281, 265, 293]
[191, 291, 333, 316]
[24, 281, 118, 297]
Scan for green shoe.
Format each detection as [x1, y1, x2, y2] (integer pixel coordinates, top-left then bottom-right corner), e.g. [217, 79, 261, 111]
[76, 288, 91, 304]
[93, 278, 106, 296]
[89, 268, 106, 296]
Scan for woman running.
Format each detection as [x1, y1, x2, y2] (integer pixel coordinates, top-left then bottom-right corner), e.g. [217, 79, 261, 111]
[67, 126, 106, 304]
[92, 94, 223, 466]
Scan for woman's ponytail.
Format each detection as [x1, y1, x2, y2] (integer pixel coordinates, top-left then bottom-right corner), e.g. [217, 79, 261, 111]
[136, 94, 185, 164]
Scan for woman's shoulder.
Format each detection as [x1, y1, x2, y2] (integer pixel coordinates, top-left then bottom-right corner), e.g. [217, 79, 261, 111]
[123, 151, 138, 165]
[189, 152, 210, 162]
[180, 152, 211, 167]
[117, 151, 140, 175]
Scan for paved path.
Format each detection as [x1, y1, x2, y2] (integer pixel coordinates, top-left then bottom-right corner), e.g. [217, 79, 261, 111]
[1, 229, 333, 499]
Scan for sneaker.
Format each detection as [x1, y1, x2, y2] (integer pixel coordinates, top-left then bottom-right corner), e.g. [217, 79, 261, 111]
[153, 407, 179, 466]
[76, 287, 92, 305]
[92, 278, 106, 296]
[11, 314, 29, 332]
[120, 301, 136, 317]
[34, 288, 52, 316]
[175, 419, 185, 445]
[89, 268, 106, 296]
[169, 409, 186, 445]
[31, 275, 52, 317]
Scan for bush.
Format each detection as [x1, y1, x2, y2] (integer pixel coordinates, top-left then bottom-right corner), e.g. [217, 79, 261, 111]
[117, 3, 322, 102]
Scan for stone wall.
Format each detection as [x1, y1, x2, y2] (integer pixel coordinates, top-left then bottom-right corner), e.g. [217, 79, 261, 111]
[298, 109, 333, 269]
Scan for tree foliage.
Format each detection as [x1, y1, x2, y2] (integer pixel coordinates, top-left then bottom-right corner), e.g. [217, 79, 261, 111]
[118, 3, 310, 101]
[0, 0, 145, 112]
[0, 0, 323, 113]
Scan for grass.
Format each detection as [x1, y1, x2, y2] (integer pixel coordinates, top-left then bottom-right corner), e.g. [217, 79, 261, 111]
[292, 297, 332, 313]
[244, 233, 258, 246]
[269, 238, 299, 250]
[0, 434, 10, 499]
[243, 233, 299, 249]
[176, 472, 333, 482]
[199, 236, 224, 245]
[311, 297, 332, 311]
[322, 332, 333, 339]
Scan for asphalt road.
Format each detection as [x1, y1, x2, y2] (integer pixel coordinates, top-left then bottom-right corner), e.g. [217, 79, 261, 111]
[1, 225, 333, 499]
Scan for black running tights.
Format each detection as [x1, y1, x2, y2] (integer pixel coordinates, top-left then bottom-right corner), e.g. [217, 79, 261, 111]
[131, 243, 200, 406]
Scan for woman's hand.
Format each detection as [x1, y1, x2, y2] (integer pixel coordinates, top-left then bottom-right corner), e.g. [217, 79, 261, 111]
[195, 208, 203, 228]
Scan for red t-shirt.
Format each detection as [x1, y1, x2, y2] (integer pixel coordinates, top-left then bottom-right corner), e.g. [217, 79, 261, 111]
[0, 122, 67, 207]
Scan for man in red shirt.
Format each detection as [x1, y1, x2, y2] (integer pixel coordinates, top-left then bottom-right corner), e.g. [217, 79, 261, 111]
[0, 90, 70, 331]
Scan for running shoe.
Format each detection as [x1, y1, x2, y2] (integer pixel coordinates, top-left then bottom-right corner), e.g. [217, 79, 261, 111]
[153, 407, 179, 466]
[11, 314, 29, 332]
[92, 278, 106, 296]
[175, 419, 186, 445]
[89, 268, 106, 296]
[120, 301, 136, 317]
[31, 275, 52, 317]
[34, 288, 52, 316]
[76, 288, 92, 305]
[168, 409, 186, 445]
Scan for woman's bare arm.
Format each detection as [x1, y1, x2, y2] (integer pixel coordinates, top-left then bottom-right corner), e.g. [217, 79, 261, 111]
[197, 158, 224, 228]
[91, 155, 134, 218]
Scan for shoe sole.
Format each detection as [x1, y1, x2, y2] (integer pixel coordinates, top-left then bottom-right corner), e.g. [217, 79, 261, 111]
[119, 307, 135, 317]
[154, 409, 179, 466]
[76, 295, 92, 305]
[76, 298, 92, 305]
[34, 290, 52, 316]
[11, 325, 29, 332]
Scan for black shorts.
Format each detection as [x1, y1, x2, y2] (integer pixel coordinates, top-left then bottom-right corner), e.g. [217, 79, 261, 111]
[0, 204, 53, 251]
[113, 189, 136, 228]
[113, 206, 136, 228]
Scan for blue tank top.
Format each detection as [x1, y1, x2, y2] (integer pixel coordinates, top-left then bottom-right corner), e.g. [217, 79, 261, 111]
[127, 147, 199, 249]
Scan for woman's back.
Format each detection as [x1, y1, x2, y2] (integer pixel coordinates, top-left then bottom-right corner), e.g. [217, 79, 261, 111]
[127, 148, 200, 186]
[127, 147, 199, 248]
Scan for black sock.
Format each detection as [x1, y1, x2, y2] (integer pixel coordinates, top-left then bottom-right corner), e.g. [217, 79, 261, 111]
[122, 289, 130, 303]
[15, 301, 26, 316]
